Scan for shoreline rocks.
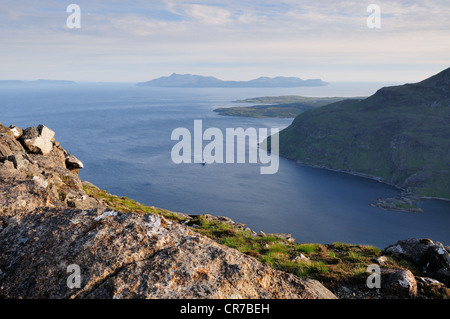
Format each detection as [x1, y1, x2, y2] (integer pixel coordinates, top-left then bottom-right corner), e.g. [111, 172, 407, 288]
[370, 196, 423, 213]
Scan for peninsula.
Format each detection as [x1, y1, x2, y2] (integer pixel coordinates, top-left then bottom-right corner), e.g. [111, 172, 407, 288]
[214, 96, 363, 118]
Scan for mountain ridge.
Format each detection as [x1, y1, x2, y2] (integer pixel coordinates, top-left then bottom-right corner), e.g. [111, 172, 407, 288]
[137, 73, 328, 88]
[277, 67, 450, 199]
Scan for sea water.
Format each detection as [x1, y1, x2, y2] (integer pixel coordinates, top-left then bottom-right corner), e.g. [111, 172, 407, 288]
[1, 81, 449, 248]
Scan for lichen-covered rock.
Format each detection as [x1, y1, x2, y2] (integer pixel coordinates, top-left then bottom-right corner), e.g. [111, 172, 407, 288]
[20, 125, 55, 155]
[0, 123, 15, 138]
[425, 242, 450, 286]
[0, 207, 336, 299]
[383, 238, 450, 286]
[380, 268, 417, 298]
[65, 153, 84, 171]
[383, 238, 434, 265]
[417, 277, 450, 298]
[0, 125, 97, 216]
[9, 125, 23, 139]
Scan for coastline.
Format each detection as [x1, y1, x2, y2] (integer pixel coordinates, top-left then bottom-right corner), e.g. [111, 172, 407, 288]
[1, 122, 449, 299]
[287, 159, 450, 205]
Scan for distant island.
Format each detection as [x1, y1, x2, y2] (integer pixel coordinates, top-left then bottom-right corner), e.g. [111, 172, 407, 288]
[136, 73, 328, 88]
[276, 67, 450, 199]
[0, 79, 77, 86]
[214, 96, 364, 118]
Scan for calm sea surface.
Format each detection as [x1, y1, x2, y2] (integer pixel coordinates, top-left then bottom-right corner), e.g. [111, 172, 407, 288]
[1, 82, 449, 248]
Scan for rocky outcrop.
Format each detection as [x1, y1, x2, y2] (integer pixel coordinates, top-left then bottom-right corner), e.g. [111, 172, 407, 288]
[65, 153, 84, 171]
[20, 125, 55, 155]
[8, 125, 23, 139]
[370, 196, 423, 213]
[0, 123, 336, 299]
[383, 238, 450, 286]
[0, 125, 97, 214]
[0, 207, 335, 299]
[380, 268, 417, 298]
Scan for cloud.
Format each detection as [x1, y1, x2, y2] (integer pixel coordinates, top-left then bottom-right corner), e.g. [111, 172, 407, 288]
[0, 0, 449, 82]
[178, 4, 232, 25]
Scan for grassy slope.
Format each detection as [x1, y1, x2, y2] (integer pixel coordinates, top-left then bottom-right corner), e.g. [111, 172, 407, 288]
[83, 182, 449, 298]
[278, 71, 450, 198]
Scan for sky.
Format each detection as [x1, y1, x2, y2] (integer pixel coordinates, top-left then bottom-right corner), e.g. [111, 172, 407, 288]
[0, 0, 449, 83]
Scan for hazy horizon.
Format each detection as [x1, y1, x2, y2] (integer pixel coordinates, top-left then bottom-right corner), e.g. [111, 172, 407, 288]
[0, 75, 407, 85]
[1, 1, 449, 83]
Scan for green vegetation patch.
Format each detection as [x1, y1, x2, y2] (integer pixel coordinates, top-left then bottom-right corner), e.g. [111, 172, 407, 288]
[82, 182, 186, 222]
[184, 216, 391, 290]
[82, 183, 450, 298]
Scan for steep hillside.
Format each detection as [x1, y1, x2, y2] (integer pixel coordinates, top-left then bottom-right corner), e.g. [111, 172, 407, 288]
[278, 68, 450, 198]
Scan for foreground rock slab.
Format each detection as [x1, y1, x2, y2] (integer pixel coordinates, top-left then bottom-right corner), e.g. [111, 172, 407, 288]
[0, 207, 336, 299]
